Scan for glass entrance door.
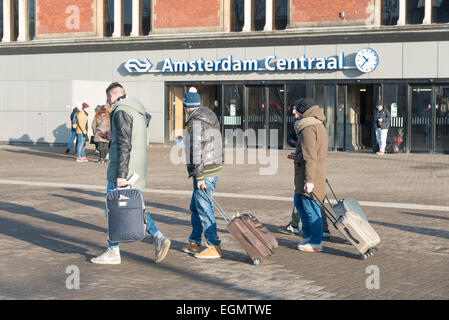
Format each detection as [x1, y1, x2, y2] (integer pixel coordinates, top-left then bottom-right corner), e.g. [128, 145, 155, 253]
[411, 85, 433, 152]
[223, 84, 244, 147]
[268, 85, 285, 149]
[247, 86, 266, 148]
[167, 86, 185, 142]
[435, 85, 449, 153]
[315, 84, 336, 150]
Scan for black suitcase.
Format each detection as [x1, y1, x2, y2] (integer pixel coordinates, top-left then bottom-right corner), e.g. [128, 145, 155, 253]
[106, 188, 147, 243]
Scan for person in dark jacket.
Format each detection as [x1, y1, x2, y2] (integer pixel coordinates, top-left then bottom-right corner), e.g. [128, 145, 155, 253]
[373, 102, 391, 155]
[91, 82, 171, 265]
[182, 87, 224, 259]
[65, 104, 80, 154]
[293, 98, 328, 253]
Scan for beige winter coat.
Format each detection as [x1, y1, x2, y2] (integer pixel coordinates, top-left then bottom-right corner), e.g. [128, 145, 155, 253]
[91, 112, 111, 143]
[294, 106, 328, 202]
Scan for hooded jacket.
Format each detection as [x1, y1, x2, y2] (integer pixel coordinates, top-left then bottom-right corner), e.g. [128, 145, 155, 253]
[185, 107, 223, 181]
[107, 96, 148, 190]
[294, 105, 328, 202]
[91, 110, 111, 143]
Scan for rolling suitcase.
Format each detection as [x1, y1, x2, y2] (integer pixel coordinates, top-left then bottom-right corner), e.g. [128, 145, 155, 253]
[207, 193, 278, 265]
[312, 180, 381, 260]
[106, 187, 147, 244]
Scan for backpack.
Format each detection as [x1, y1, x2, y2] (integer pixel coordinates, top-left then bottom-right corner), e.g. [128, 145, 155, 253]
[71, 109, 79, 129]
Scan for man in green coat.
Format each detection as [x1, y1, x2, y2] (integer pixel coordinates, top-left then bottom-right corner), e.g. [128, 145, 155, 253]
[91, 82, 171, 265]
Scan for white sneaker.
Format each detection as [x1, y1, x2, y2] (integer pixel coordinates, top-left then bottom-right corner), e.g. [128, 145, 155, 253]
[298, 237, 311, 246]
[91, 248, 121, 264]
[297, 242, 323, 252]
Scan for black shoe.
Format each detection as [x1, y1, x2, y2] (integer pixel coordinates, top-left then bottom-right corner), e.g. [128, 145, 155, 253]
[278, 222, 300, 236]
[65, 149, 70, 154]
[98, 159, 105, 163]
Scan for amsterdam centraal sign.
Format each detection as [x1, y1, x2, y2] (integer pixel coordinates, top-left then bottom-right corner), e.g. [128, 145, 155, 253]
[124, 48, 379, 74]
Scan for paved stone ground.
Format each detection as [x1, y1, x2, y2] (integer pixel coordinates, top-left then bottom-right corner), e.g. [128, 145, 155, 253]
[0, 144, 448, 300]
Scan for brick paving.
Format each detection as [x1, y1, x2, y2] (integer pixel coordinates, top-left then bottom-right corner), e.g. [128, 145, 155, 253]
[0, 144, 448, 300]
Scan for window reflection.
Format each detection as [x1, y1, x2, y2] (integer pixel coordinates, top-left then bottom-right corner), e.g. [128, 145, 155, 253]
[382, 0, 399, 25]
[231, 0, 244, 32]
[406, 0, 425, 24]
[432, 0, 449, 23]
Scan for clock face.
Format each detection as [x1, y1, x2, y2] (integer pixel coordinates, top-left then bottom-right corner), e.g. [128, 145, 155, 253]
[355, 48, 379, 73]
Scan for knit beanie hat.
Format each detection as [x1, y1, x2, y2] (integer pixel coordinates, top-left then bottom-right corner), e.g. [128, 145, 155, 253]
[292, 98, 317, 114]
[183, 87, 201, 109]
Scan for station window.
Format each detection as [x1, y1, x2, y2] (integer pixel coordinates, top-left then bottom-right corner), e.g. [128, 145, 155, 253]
[29, 0, 35, 40]
[124, 0, 132, 36]
[13, 0, 18, 40]
[381, 0, 399, 25]
[406, 0, 425, 24]
[105, 0, 114, 37]
[432, 0, 449, 23]
[231, 0, 244, 32]
[142, 0, 151, 35]
[0, 1, 3, 40]
[253, 0, 266, 31]
[274, 0, 288, 30]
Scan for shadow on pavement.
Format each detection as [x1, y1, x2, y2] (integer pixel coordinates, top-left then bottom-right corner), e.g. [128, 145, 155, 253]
[399, 211, 449, 222]
[371, 220, 449, 240]
[0, 214, 96, 258]
[0, 201, 105, 233]
[2, 147, 97, 162]
[0, 214, 283, 299]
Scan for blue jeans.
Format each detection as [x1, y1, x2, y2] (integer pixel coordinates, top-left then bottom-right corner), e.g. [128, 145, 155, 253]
[294, 193, 323, 244]
[189, 176, 221, 246]
[76, 134, 86, 158]
[106, 181, 160, 250]
[66, 129, 77, 150]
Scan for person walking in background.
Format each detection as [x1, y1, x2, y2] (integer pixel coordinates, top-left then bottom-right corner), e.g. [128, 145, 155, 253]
[281, 102, 331, 241]
[293, 98, 328, 253]
[373, 101, 391, 155]
[75, 102, 90, 163]
[65, 103, 81, 154]
[91, 82, 171, 265]
[182, 87, 224, 259]
[91, 106, 111, 163]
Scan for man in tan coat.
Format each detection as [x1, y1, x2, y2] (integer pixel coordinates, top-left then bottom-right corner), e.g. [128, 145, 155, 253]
[293, 98, 328, 252]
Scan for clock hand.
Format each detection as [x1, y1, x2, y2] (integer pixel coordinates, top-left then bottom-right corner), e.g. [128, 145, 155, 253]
[363, 56, 369, 62]
[360, 60, 367, 68]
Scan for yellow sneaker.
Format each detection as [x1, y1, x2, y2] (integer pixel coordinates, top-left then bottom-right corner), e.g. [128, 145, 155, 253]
[194, 243, 222, 259]
[183, 242, 202, 254]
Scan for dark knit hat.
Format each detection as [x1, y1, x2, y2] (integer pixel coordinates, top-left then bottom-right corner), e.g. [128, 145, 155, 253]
[183, 87, 201, 109]
[292, 98, 317, 114]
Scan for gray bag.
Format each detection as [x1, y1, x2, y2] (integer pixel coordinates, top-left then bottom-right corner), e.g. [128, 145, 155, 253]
[106, 188, 147, 243]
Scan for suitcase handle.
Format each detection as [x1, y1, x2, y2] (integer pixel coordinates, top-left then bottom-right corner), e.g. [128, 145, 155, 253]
[202, 191, 276, 254]
[310, 192, 338, 226]
[201, 190, 231, 223]
[325, 178, 339, 202]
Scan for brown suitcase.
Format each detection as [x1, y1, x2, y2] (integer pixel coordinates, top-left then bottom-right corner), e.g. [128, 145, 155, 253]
[209, 194, 278, 265]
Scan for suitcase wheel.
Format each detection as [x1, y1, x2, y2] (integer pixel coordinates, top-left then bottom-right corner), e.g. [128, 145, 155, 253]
[252, 258, 261, 265]
[360, 247, 377, 260]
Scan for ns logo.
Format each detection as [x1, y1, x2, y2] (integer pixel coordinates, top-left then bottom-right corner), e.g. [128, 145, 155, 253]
[125, 58, 154, 73]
